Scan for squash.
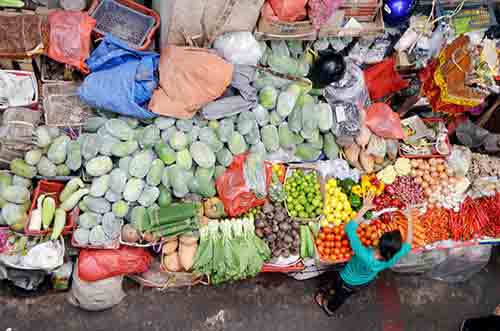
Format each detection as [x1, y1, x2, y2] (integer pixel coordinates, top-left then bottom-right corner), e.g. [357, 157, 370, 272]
[179, 235, 198, 271]
[163, 252, 182, 272]
[203, 197, 226, 219]
[163, 238, 179, 255]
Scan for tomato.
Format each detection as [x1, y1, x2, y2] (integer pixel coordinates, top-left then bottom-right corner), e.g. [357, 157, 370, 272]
[315, 239, 322, 246]
[335, 235, 342, 241]
[323, 227, 332, 234]
[327, 234, 334, 241]
[331, 254, 338, 261]
[318, 233, 326, 240]
[341, 239, 349, 247]
[333, 227, 340, 234]
[360, 223, 368, 229]
[373, 239, 379, 246]
[333, 247, 340, 255]
[335, 241, 342, 248]
[324, 248, 331, 255]
[365, 240, 372, 246]
[339, 247, 346, 254]
[318, 246, 324, 254]
[328, 241, 334, 248]
[371, 233, 378, 240]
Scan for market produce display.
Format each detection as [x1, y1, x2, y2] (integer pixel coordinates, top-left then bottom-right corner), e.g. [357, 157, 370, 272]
[1, 0, 500, 309]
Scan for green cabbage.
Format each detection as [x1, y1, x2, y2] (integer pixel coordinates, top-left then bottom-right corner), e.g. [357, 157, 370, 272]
[228, 132, 247, 155]
[259, 86, 278, 110]
[176, 149, 193, 170]
[261, 125, 279, 152]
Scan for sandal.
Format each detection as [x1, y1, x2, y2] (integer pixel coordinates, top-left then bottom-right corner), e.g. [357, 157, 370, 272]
[314, 290, 335, 317]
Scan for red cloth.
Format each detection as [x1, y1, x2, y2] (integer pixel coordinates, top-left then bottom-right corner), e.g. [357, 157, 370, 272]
[364, 57, 409, 100]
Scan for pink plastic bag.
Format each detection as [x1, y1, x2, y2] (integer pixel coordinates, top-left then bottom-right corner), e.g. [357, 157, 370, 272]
[308, 0, 343, 29]
[267, 0, 308, 22]
[48, 11, 95, 73]
[365, 103, 405, 139]
[78, 247, 153, 282]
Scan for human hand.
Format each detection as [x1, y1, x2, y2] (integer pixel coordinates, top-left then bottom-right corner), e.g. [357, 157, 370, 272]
[362, 190, 376, 212]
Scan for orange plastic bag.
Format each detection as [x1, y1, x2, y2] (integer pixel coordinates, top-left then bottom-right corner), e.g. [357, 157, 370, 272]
[365, 103, 405, 139]
[364, 57, 409, 100]
[149, 46, 233, 119]
[48, 11, 95, 73]
[216, 154, 273, 218]
[267, 0, 308, 22]
[78, 247, 153, 282]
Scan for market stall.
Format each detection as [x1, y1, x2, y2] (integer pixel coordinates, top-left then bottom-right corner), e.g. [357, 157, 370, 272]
[0, 0, 499, 311]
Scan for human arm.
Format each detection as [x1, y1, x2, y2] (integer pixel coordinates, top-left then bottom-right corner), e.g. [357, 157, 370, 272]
[351, 191, 376, 225]
[404, 208, 414, 246]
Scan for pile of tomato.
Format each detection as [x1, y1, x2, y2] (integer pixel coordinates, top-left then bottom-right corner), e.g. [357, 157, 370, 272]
[315, 225, 352, 262]
[315, 222, 384, 262]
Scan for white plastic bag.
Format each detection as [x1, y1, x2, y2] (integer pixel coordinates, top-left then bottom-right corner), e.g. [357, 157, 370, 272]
[67, 263, 126, 311]
[213, 32, 262, 66]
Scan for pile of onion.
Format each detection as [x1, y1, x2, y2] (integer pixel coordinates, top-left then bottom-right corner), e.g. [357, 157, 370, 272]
[409, 158, 456, 201]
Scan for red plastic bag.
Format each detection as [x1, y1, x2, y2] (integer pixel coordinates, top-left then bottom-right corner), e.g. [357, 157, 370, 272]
[308, 0, 343, 29]
[78, 247, 153, 282]
[267, 0, 308, 22]
[216, 154, 273, 218]
[365, 103, 405, 139]
[48, 11, 96, 73]
[364, 57, 409, 100]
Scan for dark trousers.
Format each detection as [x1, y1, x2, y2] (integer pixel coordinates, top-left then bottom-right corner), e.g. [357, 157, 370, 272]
[460, 315, 500, 331]
[319, 270, 369, 313]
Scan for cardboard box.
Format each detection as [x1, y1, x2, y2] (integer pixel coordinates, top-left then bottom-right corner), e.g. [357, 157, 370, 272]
[318, 7, 384, 38]
[254, 16, 317, 40]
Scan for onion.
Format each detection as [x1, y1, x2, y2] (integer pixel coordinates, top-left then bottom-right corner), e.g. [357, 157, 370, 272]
[410, 170, 418, 177]
[423, 174, 431, 182]
[436, 158, 444, 164]
[425, 188, 433, 196]
[429, 158, 437, 166]
[437, 164, 445, 172]
[431, 171, 439, 179]
[411, 159, 419, 168]
[439, 172, 448, 180]
[449, 177, 457, 185]
[416, 170, 424, 177]
[414, 177, 423, 184]
[446, 169, 454, 176]
[421, 181, 429, 188]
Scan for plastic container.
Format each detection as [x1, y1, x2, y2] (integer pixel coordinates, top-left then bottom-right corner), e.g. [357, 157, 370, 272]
[42, 83, 94, 127]
[399, 118, 452, 159]
[88, 0, 160, 50]
[284, 163, 324, 223]
[25, 180, 76, 236]
[0, 70, 38, 110]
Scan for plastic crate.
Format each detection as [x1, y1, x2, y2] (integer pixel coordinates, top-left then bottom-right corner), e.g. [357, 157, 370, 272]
[0, 70, 38, 110]
[25, 180, 76, 236]
[88, 0, 160, 50]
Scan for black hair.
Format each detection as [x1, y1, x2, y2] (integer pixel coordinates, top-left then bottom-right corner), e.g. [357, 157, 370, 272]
[378, 230, 403, 261]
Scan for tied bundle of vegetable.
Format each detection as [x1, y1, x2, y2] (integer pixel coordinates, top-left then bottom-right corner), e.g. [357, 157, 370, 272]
[192, 218, 270, 285]
[141, 202, 200, 240]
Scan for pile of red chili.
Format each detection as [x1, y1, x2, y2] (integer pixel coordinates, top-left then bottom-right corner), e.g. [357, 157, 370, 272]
[474, 193, 500, 238]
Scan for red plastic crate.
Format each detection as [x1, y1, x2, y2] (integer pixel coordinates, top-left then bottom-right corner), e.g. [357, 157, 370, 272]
[88, 0, 160, 50]
[25, 180, 76, 236]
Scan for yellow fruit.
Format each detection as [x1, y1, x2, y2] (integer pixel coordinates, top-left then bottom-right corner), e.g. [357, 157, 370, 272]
[328, 187, 336, 195]
[350, 211, 357, 218]
[334, 219, 342, 226]
[335, 204, 343, 212]
[343, 201, 350, 210]
[321, 219, 329, 227]
[329, 180, 337, 187]
[327, 214, 335, 223]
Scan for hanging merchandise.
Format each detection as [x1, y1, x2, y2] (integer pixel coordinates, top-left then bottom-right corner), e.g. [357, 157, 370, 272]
[47, 11, 96, 73]
[79, 35, 159, 119]
[149, 46, 233, 119]
[364, 57, 410, 100]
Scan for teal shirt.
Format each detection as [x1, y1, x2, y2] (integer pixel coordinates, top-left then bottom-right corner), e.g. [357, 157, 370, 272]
[340, 221, 411, 286]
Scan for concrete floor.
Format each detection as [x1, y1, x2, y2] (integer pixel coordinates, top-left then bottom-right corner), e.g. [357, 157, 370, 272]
[0, 251, 499, 331]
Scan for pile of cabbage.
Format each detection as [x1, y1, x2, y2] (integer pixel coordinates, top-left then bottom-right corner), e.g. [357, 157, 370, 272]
[0, 172, 32, 230]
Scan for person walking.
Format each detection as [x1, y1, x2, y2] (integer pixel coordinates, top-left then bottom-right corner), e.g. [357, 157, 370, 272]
[314, 191, 414, 316]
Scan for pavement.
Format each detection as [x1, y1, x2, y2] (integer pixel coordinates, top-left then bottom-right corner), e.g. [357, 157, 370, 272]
[0, 248, 499, 331]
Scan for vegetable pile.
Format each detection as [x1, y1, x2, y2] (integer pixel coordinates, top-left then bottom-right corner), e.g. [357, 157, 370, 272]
[254, 201, 301, 258]
[0, 172, 31, 232]
[284, 169, 322, 219]
[192, 218, 271, 285]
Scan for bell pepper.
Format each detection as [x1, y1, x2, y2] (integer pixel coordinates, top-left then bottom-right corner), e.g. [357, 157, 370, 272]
[351, 185, 362, 196]
[349, 194, 362, 210]
[341, 178, 356, 194]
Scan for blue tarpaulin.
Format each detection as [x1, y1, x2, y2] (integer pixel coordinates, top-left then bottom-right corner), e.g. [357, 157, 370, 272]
[79, 34, 159, 119]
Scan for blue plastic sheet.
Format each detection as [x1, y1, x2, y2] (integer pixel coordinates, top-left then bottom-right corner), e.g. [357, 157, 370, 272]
[79, 35, 159, 119]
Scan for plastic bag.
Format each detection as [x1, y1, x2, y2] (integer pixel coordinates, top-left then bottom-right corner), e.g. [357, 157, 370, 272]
[67, 263, 125, 311]
[78, 246, 153, 282]
[391, 250, 447, 274]
[149, 46, 233, 119]
[366, 134, 387, 158]
[426, 245, 492, 283]
[48, 11, 95, 72]
[79, 35, 159, 119]
[447, 145, 472, 177]
[216, 154, 273, 217]
[365, 103, 405, 139]
[308, 0, 342, 29]
[213, 32, 262, 66]
[325, 61, 369, 108]
[364, 57, 409, 100]
[266, 0, 308, 22]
